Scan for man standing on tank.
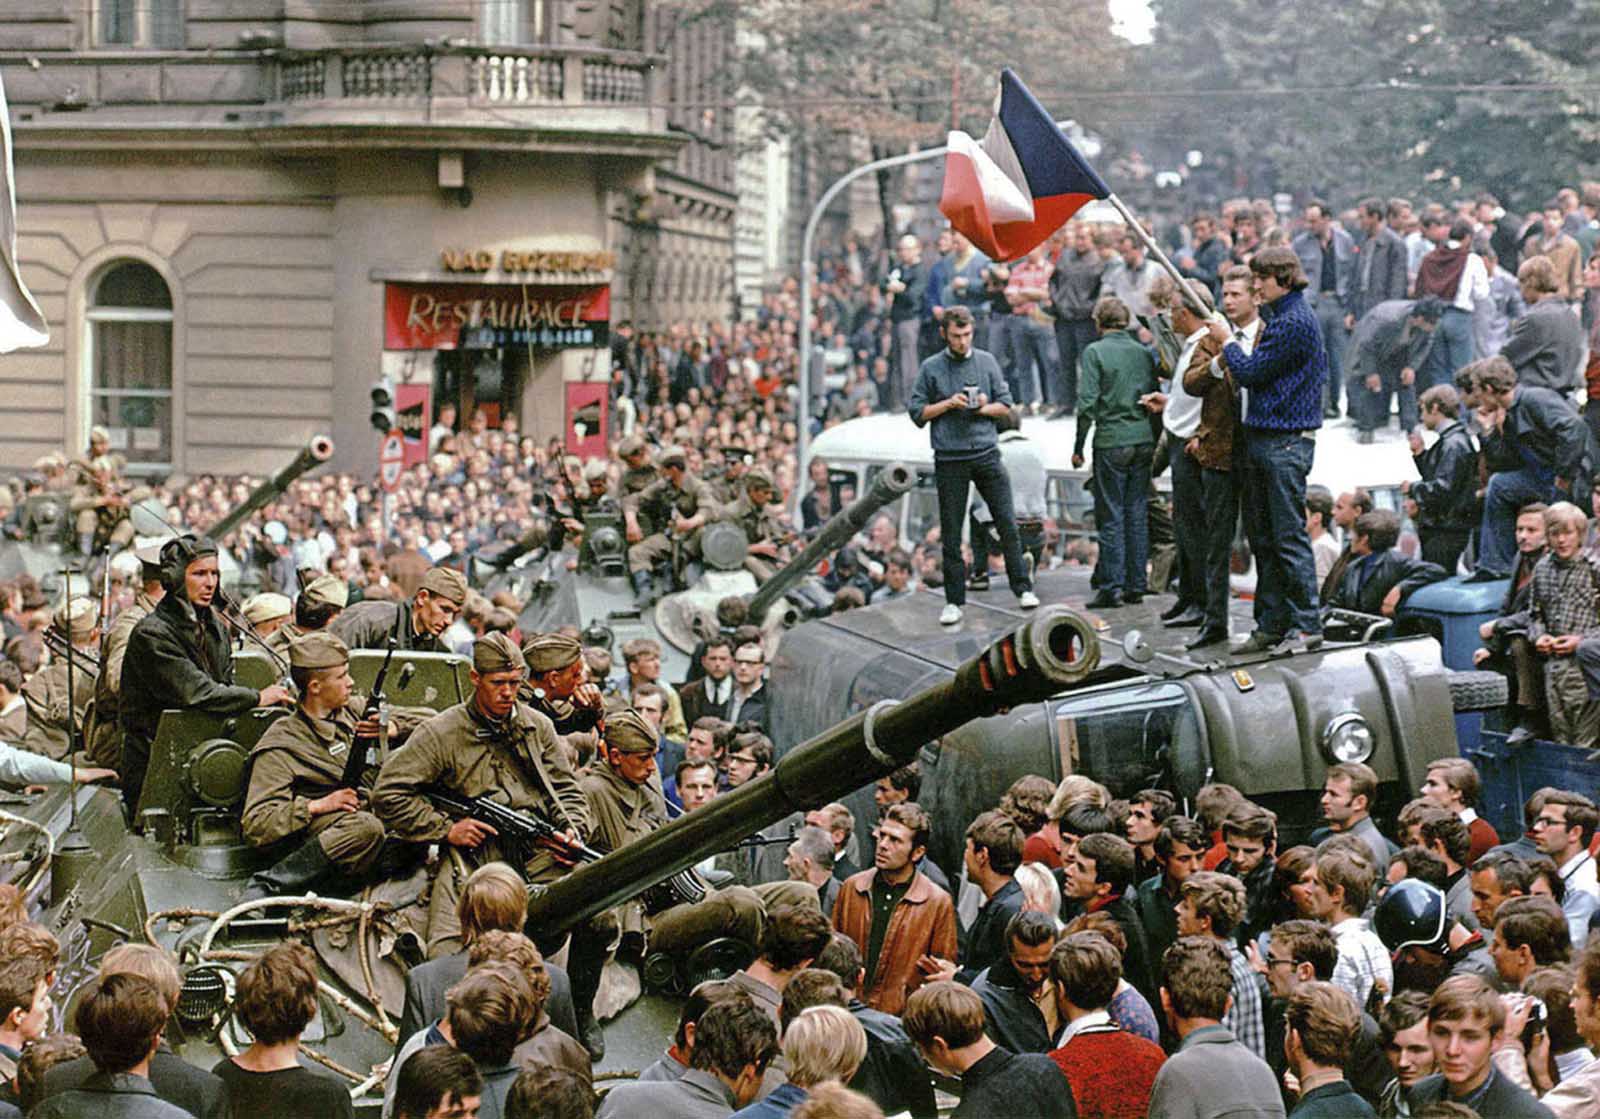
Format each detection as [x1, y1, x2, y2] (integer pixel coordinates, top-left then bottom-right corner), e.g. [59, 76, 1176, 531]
[908, 305, 1040, 627]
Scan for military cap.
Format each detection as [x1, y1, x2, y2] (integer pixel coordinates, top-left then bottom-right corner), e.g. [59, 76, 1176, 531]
[618, 434, 649, 458]
[657, 446, 688, 470]
[605, 708, 658, 755]
[744, 467, 775, 492]
[302, 574, 349, 609]
[89, 425, 111, 444]
[419, 566, 469, 606]
[288, 631, 349, 670]
[582, 459, 610, 483]
[242, 592, 292, 625]
[561, 455, 583, 474]
[523, 632, 582, 674]
[473, 631, 526, 675]
[33, 453, 65, 472]
[54, 597, 98, 641]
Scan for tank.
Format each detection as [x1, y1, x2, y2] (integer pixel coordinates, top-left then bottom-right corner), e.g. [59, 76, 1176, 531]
[526, 603, 1101, 936]
[511, 461, 916, 682]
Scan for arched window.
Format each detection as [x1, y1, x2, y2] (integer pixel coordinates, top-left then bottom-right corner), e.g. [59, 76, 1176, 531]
[86, 261, 173, 473]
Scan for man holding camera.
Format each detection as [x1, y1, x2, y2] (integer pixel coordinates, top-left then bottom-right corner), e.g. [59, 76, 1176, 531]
[908, 306, 1040, 626]
[886, 234, 932, 411]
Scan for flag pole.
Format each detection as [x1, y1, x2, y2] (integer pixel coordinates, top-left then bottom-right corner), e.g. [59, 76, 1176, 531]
[1105, 192, 1214, 317]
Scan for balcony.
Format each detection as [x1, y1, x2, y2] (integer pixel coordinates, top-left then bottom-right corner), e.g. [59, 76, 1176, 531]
[4, 43, 676, 158]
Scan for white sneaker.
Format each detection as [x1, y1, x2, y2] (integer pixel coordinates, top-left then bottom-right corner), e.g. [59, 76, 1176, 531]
[939, 604, 963, 626]
[1018, 591, 1040, 610]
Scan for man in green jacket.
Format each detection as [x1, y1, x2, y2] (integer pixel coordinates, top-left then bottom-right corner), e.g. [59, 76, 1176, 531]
[1073, 295, 1159, 608]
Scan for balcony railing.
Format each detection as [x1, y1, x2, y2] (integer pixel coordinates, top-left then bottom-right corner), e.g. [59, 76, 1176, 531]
[274, 44, 657, 109]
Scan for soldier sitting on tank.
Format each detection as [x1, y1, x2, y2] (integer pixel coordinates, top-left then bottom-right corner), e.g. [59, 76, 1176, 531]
[371, 633, 590, 960]
[519, 632, 604, 760]
[239, 632, 427, 902]
[711, 468, 791, 583]
[331, 566, 466, 654]
[67, 453, 147, 559]
[19, 597, 100, 763]
[580, 711, 815, 1011]
[1321, 509, 1448, 627]
[119, 535, 295, 813]
[264, 573, 347, 664]
[1494, 501, 1600, 748]
[623, 446, 711, 602]
[616, 434, 657, 497]
[236, 593, 291, 660]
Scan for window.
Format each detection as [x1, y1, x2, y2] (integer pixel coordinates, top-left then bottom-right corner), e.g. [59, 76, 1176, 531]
[1052, 682, 1206, 803]
[478, 0, 549, 45]
[97, 0, 184, 48]
[87, 261, 174, 474]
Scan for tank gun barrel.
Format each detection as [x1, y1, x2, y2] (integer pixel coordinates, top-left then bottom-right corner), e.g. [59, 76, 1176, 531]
[526, 604, 1101, 937]
[746, 462, 915, 621]
[207, 436, 334, 542]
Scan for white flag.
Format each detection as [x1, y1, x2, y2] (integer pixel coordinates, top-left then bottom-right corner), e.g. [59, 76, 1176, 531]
[0, 70, 47, 353]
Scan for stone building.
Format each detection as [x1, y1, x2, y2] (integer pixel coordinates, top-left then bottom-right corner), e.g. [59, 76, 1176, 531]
[0, 1, 734, 476]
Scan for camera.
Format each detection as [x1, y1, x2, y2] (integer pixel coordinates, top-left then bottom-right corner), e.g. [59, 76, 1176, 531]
[1521, 997, 1547, 1048]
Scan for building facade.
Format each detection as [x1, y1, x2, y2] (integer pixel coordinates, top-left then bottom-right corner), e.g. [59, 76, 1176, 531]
[0, 0, 734, 477]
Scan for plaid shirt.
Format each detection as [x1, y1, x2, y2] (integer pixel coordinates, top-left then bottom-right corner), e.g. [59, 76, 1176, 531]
[1222, 941, 1266, 1059]
[1331, 916, 1393, 1013]
[1528, 551, 1600, 641]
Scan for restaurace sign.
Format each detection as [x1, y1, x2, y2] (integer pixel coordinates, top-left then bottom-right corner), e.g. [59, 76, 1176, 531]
[383, 282, 611, 350]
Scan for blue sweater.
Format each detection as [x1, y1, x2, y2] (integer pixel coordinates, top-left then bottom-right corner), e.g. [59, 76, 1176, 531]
[908, 346, 1013, 459]
[1222, 289, 1327, 433]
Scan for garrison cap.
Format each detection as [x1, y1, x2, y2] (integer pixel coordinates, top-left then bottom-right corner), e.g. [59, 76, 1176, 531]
[419, 566, 469, 606]
[89, 425, 111, 443]
[288, 631, 349, 670]
[604, 708, 658, 755]
[473, 631, 526, 675]
[523, 632, 582, 674]
[744, 467, 775, 491]
[54, 596, 98, 641]
[618, 434, 649, 458]
[657, 446, 688, 470]
[242, 592, 291, 625]
[582, 459, 610, 483]
[302, 574, 349, 609]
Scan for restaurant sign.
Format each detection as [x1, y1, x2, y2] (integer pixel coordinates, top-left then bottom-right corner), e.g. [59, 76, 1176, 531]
[383, 282, 610, 351]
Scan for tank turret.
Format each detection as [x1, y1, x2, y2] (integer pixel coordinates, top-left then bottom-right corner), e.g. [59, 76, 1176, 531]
[741, 461, 915, 624]
[526, 604, 1101, 936]
[207, 435, 334, 543]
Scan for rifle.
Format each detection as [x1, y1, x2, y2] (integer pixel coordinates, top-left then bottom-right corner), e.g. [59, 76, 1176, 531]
[341, 634, 397, 790]
[424, 790, 706, 914]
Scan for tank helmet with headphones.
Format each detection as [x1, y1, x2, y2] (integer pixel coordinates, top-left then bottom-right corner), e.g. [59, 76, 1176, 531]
[158, 534, 219, 596]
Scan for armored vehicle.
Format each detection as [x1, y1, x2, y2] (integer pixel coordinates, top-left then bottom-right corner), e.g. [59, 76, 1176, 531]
[502, 462, 914, 681]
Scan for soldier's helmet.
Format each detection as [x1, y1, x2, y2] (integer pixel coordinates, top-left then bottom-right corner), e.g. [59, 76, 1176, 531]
[1374, 878, 1449, 954]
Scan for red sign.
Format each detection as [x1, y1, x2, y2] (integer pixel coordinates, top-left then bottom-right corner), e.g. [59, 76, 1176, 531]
[379, 430, 405, 493]
[565, 382, 609, 459]
[383, 282, 610, 351]
[395, 383, 431, 466]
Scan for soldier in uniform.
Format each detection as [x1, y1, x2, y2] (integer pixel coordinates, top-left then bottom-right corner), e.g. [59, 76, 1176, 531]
[240, 632, 426, 901]
[371, 633, 590, 960]
[120, 535, 294, 812]
[708, 444, 752, 506]
[264, 573, 347, 664]
[68, 453, 146, 558]
[20, 598, 100, 761]
[581, 710, 815, 995]
[520, 632, 605, 760]
[89, 542, 165, 769]
[623, 446, 711, 602]
[711, 468, 792, 583]
[331, 566, 467, 653]
[237, 593, 291, 659]
[617, 434, 657, 497]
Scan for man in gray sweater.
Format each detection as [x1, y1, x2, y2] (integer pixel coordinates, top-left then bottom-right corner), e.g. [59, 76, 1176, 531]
[908, 306, 1040, 626]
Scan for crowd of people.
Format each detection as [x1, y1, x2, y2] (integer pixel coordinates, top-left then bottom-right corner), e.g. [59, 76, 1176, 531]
[0, 168, 1599, 1119]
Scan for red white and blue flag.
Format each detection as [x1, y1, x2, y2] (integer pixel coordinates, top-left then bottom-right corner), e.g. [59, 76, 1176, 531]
[939, 69, 1110, 263]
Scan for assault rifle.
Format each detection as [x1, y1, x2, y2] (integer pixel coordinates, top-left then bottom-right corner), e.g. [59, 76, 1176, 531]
[341, 635, 396, 789]
[424, 790, 706, 913]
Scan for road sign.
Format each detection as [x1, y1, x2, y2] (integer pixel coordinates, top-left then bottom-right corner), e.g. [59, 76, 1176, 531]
[379, 429, 405, 493]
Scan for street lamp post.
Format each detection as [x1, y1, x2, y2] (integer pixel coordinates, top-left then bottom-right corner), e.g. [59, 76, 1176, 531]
[796, 146, 948, 474]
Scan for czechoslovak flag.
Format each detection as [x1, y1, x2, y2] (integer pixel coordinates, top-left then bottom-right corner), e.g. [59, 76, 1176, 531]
[939, 69, 1110, 263]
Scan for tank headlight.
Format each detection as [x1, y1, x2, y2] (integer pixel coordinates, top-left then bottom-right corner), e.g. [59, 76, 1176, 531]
[1322, 712, 1374, 764]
